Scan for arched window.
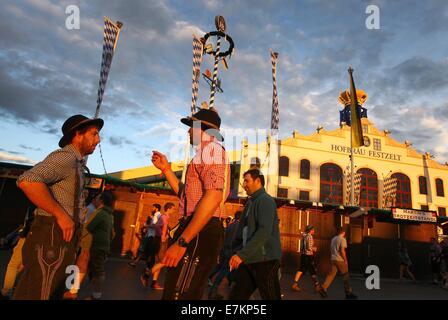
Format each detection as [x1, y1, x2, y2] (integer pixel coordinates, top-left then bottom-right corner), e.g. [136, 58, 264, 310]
[436, 178, 445, 197]
[419, 176, 428, 195]
[279, 156, 289, 177]
[300, 159, 310, 180]
[320, 163, 343, 204]
[392, 173, 412, 208]
[357, 168, 378, 208]
[250, 157, 261, 169]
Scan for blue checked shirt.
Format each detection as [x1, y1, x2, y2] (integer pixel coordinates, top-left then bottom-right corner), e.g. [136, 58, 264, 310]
[17, 144, 86, 222]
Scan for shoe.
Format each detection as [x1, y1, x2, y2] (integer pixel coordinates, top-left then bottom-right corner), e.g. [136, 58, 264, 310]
[345, 292, 358, 299]
[314, 284, 322, 293]
[140, 274, 149, 287]
[128, 262, 136, 267]
[208, 292, 224, 300]
[151, 282, 163, 290]
[291, 283, 302, 292]
[318, 288, 328, 298]
[0, 292, 10, 300]
[62, 291, 78, 300]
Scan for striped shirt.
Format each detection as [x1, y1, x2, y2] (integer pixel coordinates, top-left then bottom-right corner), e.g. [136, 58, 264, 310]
[178, 139, 230, 218]
[301, 233, 315, 256]
[17, 144, 85, 222]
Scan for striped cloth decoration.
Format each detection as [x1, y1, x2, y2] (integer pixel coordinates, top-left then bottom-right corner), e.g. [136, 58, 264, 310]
[95, 17, 122, 119]
[383, 176, 398, 208]
[209, 36, 222, 109]
[346, 171, 363, 205]
[270, 51, 279, 133]
[191, 34, 203, 114]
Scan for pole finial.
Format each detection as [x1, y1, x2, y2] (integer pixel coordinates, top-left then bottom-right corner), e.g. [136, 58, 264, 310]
[215, 15, 226, 32]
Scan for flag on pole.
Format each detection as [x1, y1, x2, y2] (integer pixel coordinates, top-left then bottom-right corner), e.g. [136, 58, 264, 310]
[348, 67, 364, 148]
[267, 51, 280, 196]
[191, 34, 203, 114]
[270, 51, 279, 133]
[95, 17, 122, 119]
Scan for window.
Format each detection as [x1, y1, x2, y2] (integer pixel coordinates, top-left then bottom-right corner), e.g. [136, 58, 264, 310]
[279, 156, 289, 177]
[373, 138, 381, 151]
[362, 124, 369, 134]
[320, 163, 343, 204]
[436, 178, 445, 197]
[299, 190, 310, 201]
[250, 157, 261, 169]
[421, 205, 429, 211]
[419, 176, 428, 195]
[300, 159, 310, 180]
[438, 207, 447, 217]
[277, 187, 288, 198]
[357, 168, 378, 208]
[392, 173, 412, 208]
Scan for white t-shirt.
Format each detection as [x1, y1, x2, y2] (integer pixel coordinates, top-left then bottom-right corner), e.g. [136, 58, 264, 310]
[146, 211, 161, 237]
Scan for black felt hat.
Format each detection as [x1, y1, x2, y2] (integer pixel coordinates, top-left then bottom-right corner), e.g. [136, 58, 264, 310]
[180, 108, 223, 141]
[58, 114, 104, 148]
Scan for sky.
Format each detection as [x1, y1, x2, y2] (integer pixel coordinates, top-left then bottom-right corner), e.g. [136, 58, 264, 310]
[1, 0, 448, 174]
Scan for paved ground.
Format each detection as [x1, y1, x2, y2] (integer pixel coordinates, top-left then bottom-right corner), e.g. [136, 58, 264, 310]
[1, 250, 447, 300]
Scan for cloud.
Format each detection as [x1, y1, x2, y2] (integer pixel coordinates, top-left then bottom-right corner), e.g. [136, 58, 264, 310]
[19, 144, 42, 151]
[0, 148, 22, 155]
[0, 151, 35, 165]
[108, 135, 134, 146]
[2, 0, 448, 171]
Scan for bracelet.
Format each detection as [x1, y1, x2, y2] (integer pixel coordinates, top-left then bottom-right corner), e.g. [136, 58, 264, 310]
[161, 166, 170, 175]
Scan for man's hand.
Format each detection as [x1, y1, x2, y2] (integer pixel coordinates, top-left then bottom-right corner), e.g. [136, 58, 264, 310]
[56, 212, 75, 242]
[163, 243, 187, 268]
[152, 151, 170, 171]
[229, 254, 243, 271]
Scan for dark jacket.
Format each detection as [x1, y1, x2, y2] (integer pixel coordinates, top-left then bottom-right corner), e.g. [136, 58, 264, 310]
[233, 188, 282, 264]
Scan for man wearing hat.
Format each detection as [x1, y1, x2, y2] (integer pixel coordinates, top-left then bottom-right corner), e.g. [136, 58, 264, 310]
[151, 108, 230, 299]
[291, 225, 322, 293]
[14, 114, 103, 300]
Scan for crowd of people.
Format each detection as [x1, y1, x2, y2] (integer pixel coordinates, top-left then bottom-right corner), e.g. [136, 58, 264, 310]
[0, 110, 447, 300]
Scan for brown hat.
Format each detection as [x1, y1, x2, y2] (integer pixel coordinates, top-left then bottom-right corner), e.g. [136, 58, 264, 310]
[180, 108, 223, 141]
[58, 114, 104, 148]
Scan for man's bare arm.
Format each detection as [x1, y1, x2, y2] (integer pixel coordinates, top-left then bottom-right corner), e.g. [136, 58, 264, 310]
[151, 151, 182, 195]
[18, 181, 75, 242]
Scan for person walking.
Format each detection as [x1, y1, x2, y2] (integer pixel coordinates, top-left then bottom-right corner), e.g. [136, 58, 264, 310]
[319, 227, 357, 299]
[228, 169, 282, 300]
[151, 108, 230, 300]
[291, 225, 322, 293]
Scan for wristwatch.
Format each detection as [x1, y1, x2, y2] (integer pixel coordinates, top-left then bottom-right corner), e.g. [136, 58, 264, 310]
[177, 236, 189, 247]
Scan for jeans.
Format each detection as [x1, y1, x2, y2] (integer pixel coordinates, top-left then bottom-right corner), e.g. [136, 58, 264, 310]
[229, 259, 281, 300]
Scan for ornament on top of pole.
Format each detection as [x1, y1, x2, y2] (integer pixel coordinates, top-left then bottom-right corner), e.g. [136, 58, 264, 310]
[201, 15, 234, 111]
